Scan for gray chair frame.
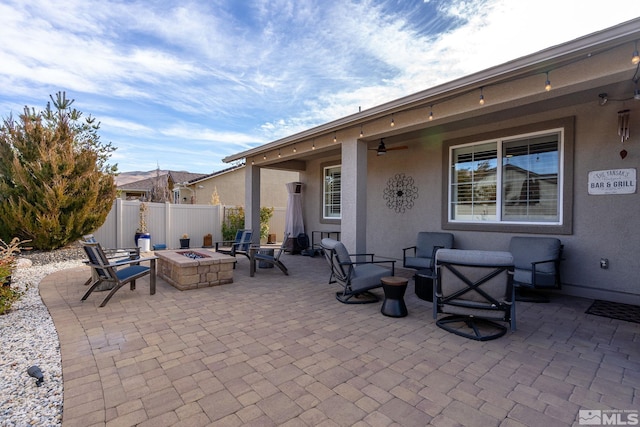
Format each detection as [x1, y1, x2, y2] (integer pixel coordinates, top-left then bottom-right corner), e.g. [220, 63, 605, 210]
[434, 249, 515, 341]
[250, 234, 289, 277]
[82, 234, 141, 286]
[321, 238, 395, 304]
[82, 242, 157, 307]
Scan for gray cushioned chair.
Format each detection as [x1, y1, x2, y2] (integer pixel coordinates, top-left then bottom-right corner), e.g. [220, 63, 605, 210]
[321, 238, 395, 304]
[403, 232, 454, 270]
[509, 236, 562, 302]
[434, 249, 515, 341]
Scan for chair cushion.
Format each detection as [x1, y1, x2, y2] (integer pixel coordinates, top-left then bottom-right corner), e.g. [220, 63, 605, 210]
[415, 232, 454, 258]
[509, 237, 561, 274]
[404, 256, 431, 269]
[115, 265, 150, 280]
[331, 241, 352, 265]
[436, 249, 513, 267]
[350, 263, 388, 292]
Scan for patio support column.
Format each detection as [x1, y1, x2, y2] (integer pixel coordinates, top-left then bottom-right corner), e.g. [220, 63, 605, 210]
[340, 137, 367, 253]
[245, 163, 261, 244]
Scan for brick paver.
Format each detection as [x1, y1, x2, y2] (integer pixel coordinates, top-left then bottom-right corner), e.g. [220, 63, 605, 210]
[39, 253, 640, 426]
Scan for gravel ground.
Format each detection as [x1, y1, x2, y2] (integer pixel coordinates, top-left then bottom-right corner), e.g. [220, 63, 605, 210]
[1, 247, 86, 427]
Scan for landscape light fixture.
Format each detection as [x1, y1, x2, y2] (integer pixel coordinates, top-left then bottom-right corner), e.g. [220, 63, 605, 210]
[27, 366, 44, 387]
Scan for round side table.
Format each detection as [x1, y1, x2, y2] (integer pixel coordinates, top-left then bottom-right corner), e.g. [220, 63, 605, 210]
[380, 276, 409, 317]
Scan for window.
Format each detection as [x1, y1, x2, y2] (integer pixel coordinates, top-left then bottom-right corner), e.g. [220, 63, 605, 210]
[449, 129, 561, 224]
[323, 165, 341, 219]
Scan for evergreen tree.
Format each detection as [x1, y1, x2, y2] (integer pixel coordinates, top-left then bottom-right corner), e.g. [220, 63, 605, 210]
[0, 92, 117, 250]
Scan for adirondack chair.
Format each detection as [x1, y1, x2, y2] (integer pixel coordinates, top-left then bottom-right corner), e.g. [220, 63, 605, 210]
[82, 242, 158, 307]
[249, 234, 289, 277]
[81, 234, 141, 287]
[215, 229, 253, 260]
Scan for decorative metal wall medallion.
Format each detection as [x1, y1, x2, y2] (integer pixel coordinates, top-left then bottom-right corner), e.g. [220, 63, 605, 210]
[383, 173, 418, 213]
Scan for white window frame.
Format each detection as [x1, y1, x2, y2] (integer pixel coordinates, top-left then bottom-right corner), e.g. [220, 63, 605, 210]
[448, 128, 564, 226]
[323, 164, 341, 220]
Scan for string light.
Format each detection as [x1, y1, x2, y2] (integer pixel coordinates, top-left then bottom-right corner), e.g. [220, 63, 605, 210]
[479, 87, 485, 105]
[263, 154, 266, 160]
[278, 150, 281, 158]
[333, 132, 337, 143]
[390, 114, 395, 127]
[632, 41, 639, 65]
[251, 158, 255, 165]
[545, 72, 552, 91]
[293, 145, 297, 153]
[429, 105, 434, 121]
[312, 139, 316, 150]
[359, 125, 364, 138]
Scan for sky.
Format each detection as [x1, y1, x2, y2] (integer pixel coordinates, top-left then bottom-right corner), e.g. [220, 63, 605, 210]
[1, 1, 639, 174]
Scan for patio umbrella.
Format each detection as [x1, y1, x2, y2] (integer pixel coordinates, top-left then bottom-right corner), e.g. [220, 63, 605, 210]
[284, 182, 304, 252]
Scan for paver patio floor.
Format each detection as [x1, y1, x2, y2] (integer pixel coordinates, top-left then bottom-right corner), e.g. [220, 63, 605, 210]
[40, 253, 639, 426]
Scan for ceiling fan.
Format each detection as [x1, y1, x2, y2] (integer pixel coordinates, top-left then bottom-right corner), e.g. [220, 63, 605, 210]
[370, 138, 408, 156]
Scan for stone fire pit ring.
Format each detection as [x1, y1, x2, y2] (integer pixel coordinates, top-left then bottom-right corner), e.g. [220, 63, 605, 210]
[155, 249, 235, 291]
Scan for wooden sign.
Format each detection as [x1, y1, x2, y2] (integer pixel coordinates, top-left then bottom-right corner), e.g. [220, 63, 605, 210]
[588, 168, 636, 195]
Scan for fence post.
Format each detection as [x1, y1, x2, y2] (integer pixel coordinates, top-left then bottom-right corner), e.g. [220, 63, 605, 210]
[115, 198, 124, 248]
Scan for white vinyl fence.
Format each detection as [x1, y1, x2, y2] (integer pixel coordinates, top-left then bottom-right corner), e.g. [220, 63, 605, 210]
[92, 199, 286, 249]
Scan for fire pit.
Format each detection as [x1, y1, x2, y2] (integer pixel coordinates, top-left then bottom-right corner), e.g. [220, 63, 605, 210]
[179, 251, 210, 259]
[155, 249, 235, 291]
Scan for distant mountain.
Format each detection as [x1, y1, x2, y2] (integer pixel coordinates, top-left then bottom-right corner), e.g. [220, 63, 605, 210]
[115, 170, 169, 186]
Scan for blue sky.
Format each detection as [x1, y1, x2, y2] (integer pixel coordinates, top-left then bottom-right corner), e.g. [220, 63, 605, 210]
[1, 0, 639, 174]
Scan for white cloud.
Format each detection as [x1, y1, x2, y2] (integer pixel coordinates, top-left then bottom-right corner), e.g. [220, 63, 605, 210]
[0, 0, 639, 172]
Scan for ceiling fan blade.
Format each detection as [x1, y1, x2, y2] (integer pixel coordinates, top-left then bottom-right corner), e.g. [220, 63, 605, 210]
[386, 146, 408, 151]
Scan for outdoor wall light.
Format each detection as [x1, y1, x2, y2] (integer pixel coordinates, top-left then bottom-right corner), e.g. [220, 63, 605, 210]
[479, 87, 485, 105]
[545, 72, 552, 91]
[632, 41, 639, 65]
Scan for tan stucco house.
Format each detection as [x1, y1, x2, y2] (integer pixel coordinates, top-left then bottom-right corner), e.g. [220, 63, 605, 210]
[178, 164, 299, 208]
[224, 18, 640, 305]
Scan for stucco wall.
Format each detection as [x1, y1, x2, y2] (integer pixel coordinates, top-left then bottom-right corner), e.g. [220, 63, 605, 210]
[300, 101, 639, 304]
[190, 167, 299, 208]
